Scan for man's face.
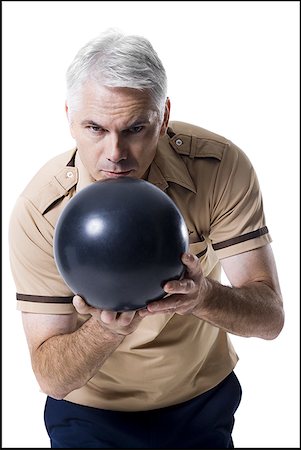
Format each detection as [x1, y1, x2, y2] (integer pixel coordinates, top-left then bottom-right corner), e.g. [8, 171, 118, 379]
[67, 83, 169, 180]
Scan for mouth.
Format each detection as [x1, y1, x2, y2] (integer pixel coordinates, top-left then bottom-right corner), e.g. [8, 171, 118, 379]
[102, 170, 133, 179]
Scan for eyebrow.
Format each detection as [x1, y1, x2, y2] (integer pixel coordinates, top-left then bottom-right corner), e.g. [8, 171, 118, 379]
[80, 118, 151, 128]
[80, 120, 103, 127]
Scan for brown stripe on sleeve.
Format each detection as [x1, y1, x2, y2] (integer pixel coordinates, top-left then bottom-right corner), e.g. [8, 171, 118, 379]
[196, 248, 208, 258]
[16, 293, 74, 304]
[212, 226, 269, 251]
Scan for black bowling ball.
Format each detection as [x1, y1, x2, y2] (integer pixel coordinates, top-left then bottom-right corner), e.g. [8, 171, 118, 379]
[54, 177, 189, 311]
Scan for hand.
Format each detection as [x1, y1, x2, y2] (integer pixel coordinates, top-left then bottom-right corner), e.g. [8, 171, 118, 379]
[139, 253, 208, 317]
[73, 295, 143, 336]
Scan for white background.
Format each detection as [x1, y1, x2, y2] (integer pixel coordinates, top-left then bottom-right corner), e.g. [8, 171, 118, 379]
[2, 1, 300, 448]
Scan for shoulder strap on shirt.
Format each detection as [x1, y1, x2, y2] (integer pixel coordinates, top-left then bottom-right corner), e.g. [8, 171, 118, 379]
[167, 126, 225, 160]
[37, 151, 78, 215]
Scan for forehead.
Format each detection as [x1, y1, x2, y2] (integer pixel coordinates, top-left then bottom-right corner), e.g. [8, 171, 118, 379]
[76, 82, 157, 122]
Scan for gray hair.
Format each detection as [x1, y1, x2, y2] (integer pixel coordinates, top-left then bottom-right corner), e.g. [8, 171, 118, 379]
[66, 29, 167, 119]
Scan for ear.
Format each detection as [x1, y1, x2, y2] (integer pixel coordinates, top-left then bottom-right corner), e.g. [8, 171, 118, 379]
[65, 101, 76, 139]
[159, 97, 171, 136]
[65, 101, 70, 120]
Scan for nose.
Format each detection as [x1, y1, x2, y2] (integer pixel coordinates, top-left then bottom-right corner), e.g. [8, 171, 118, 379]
[107, 136, 127, 163]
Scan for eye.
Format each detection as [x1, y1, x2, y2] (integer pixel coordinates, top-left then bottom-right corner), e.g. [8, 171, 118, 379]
[127, 126, 144, 134]
[88, 126, 103, 133]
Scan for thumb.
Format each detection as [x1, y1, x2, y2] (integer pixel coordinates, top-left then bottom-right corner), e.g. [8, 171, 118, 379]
[181, 252, 202, 278]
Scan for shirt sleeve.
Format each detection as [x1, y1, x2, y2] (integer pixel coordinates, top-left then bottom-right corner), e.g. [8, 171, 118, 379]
[9, 196, 75, 314]
[209, 141, 272, 259]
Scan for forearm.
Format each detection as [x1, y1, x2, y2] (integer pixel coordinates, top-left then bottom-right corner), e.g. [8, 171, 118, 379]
[142, 250, 284, 339]
[32, 316, 124, 399]
[196, 278, 284, 339]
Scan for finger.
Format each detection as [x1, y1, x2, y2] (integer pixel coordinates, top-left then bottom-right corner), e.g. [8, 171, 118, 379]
[181, 252, 200, 277]
[73, 295, 93, 314]
[138, 308, 152, 317]
[100, 310, 118, 324]
[147, 296, 181, 313]
[117, 310, 137, 326]
[164, 278, 196, 294]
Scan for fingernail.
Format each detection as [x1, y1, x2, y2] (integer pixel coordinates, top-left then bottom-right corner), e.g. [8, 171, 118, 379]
[73, 295, 82, 305]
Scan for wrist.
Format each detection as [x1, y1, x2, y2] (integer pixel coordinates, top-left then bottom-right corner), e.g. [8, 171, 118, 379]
[85, 316, 126, 343]
[193, 276, 218, 319]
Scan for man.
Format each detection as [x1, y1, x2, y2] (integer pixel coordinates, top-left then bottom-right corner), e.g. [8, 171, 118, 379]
[9, 29, 284, 448]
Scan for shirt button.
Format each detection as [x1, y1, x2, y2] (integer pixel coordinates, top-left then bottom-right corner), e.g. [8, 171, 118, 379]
[66, 171, 74, 178]
[175, 139, 183, 146]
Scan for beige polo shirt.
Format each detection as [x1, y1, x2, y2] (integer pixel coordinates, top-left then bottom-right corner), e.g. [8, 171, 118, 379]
[9, 121, 271, 411]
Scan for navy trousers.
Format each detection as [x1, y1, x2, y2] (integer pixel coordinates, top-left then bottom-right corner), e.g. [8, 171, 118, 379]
[44, 371, 242, 448]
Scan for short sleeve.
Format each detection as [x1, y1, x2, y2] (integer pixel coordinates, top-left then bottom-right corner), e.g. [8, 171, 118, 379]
[209, 142, 272, 259]
[9, 196, 75, 314]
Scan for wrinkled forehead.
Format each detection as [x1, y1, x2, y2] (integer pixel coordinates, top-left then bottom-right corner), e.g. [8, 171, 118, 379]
[78, 82, 156, 110]
[71, 82, 160, 126]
